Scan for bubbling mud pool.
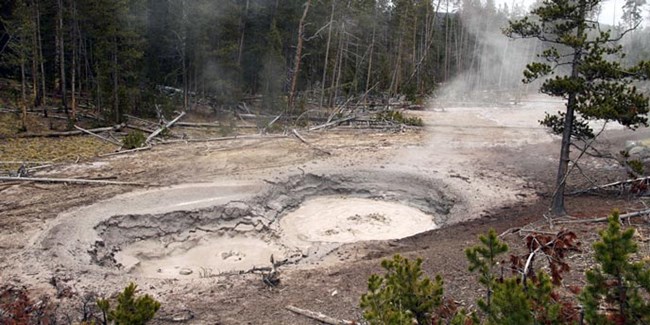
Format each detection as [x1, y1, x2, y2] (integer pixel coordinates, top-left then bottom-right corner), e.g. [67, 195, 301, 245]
[41, 171, 455, 279]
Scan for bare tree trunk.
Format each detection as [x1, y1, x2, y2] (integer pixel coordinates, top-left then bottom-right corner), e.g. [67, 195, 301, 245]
[113, 36, 119, 123]
[55, 0, 68, 115]
[287, 0, 311, 112]
[30, 1, 39, 107]
[365, 18, 376, 102]
[35, 0, 46, 114]
[20, 48, 28, 131]
[319, 0, 335, 109]
[70, 0, 77, 122]
[237, 0, 250, 67]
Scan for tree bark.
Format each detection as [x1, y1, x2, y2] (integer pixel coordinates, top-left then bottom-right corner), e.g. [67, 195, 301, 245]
[550, 1, 587, 217]
[287, 0, 311, 112]
[70, 0, 77, 122]
[20, 47, 28, 131]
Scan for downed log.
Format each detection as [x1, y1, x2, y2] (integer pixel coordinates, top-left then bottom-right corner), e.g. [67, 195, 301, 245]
[159, 134, 288, 144]
[5, 125, 122, 139]
[285, 305, 355, 325]
[125, 124, 156, 134]
[175, 122, 222, 128]
[124, 114, 157, 127]
[74, 125, 122, 146]
[0, 176, 144, 186]
[99, 146, 152, 157]
[308, 116, 356, 131]
[145, 111, 186, 144]
[568, 176, 650, 195]
[291, 129, 331, 155]
[556, 208, 650, 224]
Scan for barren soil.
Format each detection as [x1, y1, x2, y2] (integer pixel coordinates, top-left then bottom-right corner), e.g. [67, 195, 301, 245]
[1, 94, 649, 324]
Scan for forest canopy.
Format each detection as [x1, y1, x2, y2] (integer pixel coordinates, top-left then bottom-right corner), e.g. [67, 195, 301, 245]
[0, 0, 648, 122]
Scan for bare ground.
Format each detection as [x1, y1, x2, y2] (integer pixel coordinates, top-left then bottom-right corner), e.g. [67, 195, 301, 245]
[1, 95, 649, 324]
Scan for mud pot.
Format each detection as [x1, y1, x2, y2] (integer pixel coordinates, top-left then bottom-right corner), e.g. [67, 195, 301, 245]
[33, 171, 455, 279]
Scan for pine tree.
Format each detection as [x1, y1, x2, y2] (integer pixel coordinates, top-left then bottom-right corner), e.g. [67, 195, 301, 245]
[580, 212, 650, 324]
[465, 229, 509, 314]
[360, 255, 444, 325]
[505, 0, 650, 216]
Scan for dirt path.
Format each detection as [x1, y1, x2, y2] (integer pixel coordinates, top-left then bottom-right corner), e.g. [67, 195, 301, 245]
[1, 94, 648, 324]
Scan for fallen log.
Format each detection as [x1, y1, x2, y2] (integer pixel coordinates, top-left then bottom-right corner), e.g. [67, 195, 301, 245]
[0, 176, 144, 186]
[291, 129, 331, 155]
[556, 208, 650, 224]
[125, 124, 156, 134]
[145, 111, 186, 144]
[124, 114, 157, 127]
[568, 176, 650, 195]
[74, 125, 122, 146]
[285, 305, 354, 325]
[99, 146, 152, 157]
[5, 125, 123, 139]
[308, 116, 356, 131]
[175, 122, 222, 128]
[159, 134, 288, 144]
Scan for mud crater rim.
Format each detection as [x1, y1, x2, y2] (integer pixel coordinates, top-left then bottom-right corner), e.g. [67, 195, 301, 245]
[90, 171, 457, 278]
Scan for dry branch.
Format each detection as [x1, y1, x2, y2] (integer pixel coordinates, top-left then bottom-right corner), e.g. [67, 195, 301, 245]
[175, 122, 222, 128]
[145, 111, 186, 144]
[568, 176, 650, 195]
[556, 208, 650, 224]
[309, 116, 356, 131]
[285, 305, 354, 325]
[0, 176, 144, 186]
[159, 134, 288, 144]
[5, 125, 122, 139]
[99, 146, 152, 157]
[291, 129, 331, 155]
[74, 125, 122, 146]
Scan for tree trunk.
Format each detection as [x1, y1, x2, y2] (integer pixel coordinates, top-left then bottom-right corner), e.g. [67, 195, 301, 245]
[550, 2, 586, 217]
[56, 0, 68, 114]
[287, 0, 311, 112]
[113, 35, 120, 123]
[20, 48, 28, 131]
[237, 0, 250, 67]
[35, 0, 46, 114]
[319, 0, 335, 109]
[70, 0, 77, 122]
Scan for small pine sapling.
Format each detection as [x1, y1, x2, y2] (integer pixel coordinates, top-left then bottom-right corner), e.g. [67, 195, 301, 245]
[97, 283, 161, 325]
[580, 212, 650, 324]
[360, 254, 444, 325]
[465, 229, 509, 314]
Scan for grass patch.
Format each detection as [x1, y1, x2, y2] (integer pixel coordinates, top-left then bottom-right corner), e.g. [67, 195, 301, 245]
[0, 137, 115, 172]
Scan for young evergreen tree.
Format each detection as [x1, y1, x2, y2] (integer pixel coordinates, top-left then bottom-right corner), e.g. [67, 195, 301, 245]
[505, 0, 650, 216]
[580, 212, 650, 324]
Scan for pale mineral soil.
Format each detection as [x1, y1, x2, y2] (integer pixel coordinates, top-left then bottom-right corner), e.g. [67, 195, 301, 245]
[1, 94, 649, 324]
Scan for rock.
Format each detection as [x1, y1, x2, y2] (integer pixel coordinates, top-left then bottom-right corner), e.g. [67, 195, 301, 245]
[625, 140, 639, 151]
[179, 268, 193, 276]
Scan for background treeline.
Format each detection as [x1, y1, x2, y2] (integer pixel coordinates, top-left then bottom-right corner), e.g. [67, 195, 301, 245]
[0, 0, 648, 123]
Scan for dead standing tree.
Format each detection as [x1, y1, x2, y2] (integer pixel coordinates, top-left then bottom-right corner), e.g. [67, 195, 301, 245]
[287, 0, 311, 113]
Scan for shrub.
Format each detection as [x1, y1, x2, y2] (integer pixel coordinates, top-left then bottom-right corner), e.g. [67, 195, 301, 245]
[375, 110, 424, 127]
[360, 255, 443, 325]
[122, 131, 146, 149]
[98, 283, 161, 325]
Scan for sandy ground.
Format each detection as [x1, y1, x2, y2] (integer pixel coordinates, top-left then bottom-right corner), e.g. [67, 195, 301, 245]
[1, 94, 649, 323]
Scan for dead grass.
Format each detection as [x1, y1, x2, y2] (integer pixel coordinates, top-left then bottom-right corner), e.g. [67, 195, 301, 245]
[0, 137, 116, 172]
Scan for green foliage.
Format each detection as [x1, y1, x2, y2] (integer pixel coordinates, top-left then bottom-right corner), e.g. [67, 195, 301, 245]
[360, 255, 443, 325]
[465, 229, 508, 314]
[98, 283, 161, 325]
[376, 110, 424, 127]
[580, 212, 650, 324]
[122, 131, 146, 149]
